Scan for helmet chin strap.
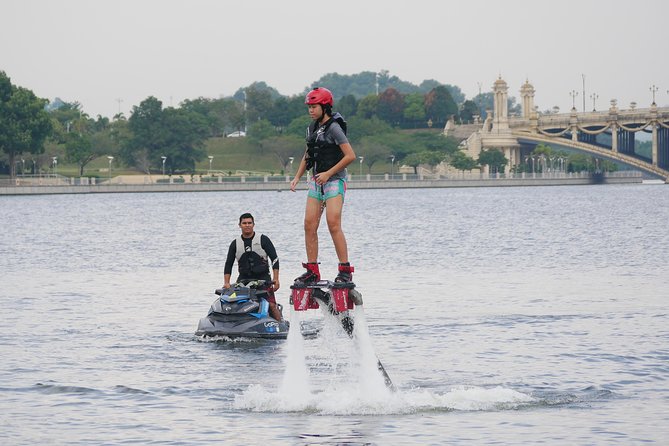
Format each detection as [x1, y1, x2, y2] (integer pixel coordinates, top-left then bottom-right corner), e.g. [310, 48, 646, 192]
[319, 105, 332, 124]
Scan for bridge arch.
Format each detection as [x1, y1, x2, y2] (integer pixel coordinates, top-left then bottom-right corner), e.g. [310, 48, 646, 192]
[514, 133, 668, 179]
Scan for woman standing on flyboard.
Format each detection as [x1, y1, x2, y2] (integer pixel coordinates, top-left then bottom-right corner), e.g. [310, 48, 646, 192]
[290, 87, 356, 285]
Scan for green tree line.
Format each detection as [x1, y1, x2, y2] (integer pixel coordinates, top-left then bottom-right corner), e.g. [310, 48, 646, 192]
[1, 69, 616, 179]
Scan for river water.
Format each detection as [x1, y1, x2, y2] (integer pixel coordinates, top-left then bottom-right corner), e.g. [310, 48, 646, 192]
[1, 184, 668, 445]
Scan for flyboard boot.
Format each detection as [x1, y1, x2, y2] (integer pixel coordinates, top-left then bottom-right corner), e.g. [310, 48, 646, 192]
[294, 262, 320, 284]
[291, 262, 321, 310]
[290, 262, 361, 313]
[335, 262, 354, 284]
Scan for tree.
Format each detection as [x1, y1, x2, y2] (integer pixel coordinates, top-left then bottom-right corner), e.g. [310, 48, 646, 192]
[402, 152, 427, 174]
[425, 86, 458, 126]
[402, 151, 443, 174]
[357, 137, 392, 173]
[356, 95, 379, 119]
[247, 119, 278, 144]
[532, 143, 552, 156]
[460, 100, 480, 123]
[450, 150, 479, 175]
[403, 93, 426, 127]
[0, 71, 53, 178]
[377, 88, 405, 125]
[124, 96, 209, 173]
[243, 86, 274, 123]
[181, 97, 226, 137]
[409, 132, 459, 156]
[346, 116, 394, 143]
[337, 94, 357, 118]
[422, 151, 446, 171]
[472, 92, 493, 119]
[46, 100, 112, 176]
[64, 132, 95, 177]
[478, 148, 508, 174]
[285, 115, 309, 138]
[159, 107, 209, 173]
[262, 135, 303, 172]
[268, 95, 304, 130]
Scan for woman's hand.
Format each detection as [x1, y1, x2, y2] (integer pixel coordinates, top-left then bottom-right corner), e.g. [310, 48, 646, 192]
[314, 171, 331, 185]
[290, 177, 299, 192]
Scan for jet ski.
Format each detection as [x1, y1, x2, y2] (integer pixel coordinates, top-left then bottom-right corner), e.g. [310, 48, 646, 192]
[195, 280, 290, 339]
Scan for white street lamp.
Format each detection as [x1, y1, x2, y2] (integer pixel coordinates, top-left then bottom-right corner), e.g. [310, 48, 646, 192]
[569, 90, 579, 111]
[107, 156, 114, 183]
[208, 155, 214, 175]
[21, 158, 25, 176]
[161, 156, 167, 176]
[390, 155, 395, 179]
[650, 85, 659, 106]
[358, 156, 364, 177]
[288, 157, 294, 174]
[52, 156, 58, 177]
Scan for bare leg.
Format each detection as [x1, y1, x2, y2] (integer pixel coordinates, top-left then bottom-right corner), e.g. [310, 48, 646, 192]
[304, 197, 323, 262]
[325, 195, 348, 263]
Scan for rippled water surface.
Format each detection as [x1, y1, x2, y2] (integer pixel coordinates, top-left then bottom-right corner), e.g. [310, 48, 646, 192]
[1, 184, 668, 445]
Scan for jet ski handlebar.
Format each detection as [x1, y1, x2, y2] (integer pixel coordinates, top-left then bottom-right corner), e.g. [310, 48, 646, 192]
[214, 279, 274, 296]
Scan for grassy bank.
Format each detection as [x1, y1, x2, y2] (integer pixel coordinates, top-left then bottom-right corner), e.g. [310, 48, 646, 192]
[6, 135, 398, 178]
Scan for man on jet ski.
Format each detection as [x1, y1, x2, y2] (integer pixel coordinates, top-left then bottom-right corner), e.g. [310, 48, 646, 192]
[223, 213, 283, 321]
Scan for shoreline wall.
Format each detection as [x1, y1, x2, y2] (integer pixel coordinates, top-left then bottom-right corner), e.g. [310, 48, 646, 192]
[0, 175, 648, 196]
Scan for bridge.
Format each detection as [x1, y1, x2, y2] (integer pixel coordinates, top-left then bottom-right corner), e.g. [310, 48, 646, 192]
[459, 77, 669, 181]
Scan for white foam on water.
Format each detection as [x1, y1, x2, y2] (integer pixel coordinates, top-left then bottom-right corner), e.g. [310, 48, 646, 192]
[233, 305, 536, 415]
[234, 383, 535, 415]
[276, 307, 311, 408]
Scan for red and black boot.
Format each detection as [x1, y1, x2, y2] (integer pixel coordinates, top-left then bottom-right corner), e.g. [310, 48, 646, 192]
[335, 262, 354, 283]
[294, 262, 320, 284]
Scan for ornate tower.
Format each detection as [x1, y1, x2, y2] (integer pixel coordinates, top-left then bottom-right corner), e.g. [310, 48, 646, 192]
[520, 80, 535, 119]
[480, 76, 520, 174]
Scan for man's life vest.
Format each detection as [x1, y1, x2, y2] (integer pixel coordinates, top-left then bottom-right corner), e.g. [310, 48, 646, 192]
[305, 112, 347, 173]
[235, 234, 269, 276]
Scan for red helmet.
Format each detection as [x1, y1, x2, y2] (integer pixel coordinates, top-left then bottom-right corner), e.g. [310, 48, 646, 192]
[305, 87, 334, 106]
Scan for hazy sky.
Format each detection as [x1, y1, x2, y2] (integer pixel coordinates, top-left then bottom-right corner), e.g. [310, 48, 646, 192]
[3, 0, 668, 119]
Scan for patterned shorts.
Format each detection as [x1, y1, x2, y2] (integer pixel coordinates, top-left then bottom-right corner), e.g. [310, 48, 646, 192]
[307, 177, 347, 202]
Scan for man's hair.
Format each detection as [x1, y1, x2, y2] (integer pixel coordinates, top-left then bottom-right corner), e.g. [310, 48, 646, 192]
[239, 212, 254, 224]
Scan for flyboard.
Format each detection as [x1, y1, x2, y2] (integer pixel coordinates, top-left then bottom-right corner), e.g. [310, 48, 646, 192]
[290, 279, 395, 390]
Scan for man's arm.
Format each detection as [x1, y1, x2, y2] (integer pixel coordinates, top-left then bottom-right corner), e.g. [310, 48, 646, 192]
[261, 235, 280, 291]
[223, 240, 236, 287]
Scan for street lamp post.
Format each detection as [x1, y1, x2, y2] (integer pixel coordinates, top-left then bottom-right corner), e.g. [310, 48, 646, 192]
[52, 156, 58, 178]
[288, 157, 294, 174]
[590, 93, 599, 111]
[390, 155, 395, 179]
[539, 153, 547, 176]
[650, 85, 659, 105]
[21, 159, 25, 176]
[107, 156, 114, 183]
[208, 155, 214, 175]
[358, 156, 364, 177]
[569, 90, 579, 111]
[531, 156, 536, 174]
[161, 156, 167, 176]
[581, 74, 586, 112]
